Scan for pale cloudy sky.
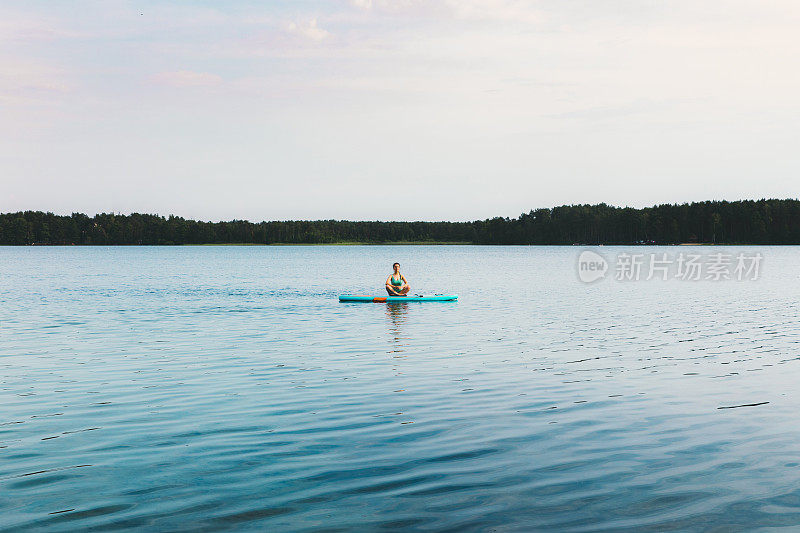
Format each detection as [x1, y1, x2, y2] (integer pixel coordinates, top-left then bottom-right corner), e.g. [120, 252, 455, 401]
[1, 1, 798, 221]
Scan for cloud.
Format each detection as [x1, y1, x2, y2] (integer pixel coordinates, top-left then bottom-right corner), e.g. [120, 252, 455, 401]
[446, 0, 542, 23]
[349, 0, 412, 11]
[0, 56, 71, 106]
[0, 10, 80, 43]
[348, 0, 542, 23]
[286, 18, 330, 41]
[150, 70, 223, 88]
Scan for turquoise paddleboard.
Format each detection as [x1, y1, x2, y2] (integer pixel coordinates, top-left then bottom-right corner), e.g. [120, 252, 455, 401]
[339, 294, 458, 302]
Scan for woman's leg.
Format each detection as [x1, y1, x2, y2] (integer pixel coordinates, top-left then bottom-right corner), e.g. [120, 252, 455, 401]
[399, 285, 410, 294]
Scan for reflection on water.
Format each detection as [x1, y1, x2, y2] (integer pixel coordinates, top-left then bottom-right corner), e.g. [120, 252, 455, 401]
[2, 245, 800, 531]
[385, 302, 410, 354]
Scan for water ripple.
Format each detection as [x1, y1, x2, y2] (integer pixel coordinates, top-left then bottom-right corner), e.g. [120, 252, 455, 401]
[2, 245, 800, 530]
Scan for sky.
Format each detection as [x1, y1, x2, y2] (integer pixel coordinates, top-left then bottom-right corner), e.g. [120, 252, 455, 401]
[1, 0, 799, 222]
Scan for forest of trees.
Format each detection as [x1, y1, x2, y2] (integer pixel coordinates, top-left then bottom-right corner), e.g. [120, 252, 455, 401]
[1, 199, 799, 245]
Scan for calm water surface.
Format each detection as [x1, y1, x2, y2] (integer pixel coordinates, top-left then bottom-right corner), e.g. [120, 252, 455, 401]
[2, 246, 800, 531]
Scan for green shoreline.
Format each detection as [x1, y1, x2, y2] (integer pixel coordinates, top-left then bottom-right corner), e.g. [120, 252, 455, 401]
[5, 199, 800, 245]
[189, 241, 472, 246]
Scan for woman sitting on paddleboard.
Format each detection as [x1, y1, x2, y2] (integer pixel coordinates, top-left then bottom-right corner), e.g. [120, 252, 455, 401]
[386, 263, 410, 296]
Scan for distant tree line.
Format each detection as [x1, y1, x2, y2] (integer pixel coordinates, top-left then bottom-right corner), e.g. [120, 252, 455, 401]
[1, 199, 799, 245]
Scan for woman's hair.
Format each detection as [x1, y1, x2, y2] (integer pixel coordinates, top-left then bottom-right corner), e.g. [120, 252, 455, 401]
[392, 262, 400, 268]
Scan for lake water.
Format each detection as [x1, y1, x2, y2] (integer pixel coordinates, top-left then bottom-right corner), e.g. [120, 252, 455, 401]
[2, 245, 800, 531]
